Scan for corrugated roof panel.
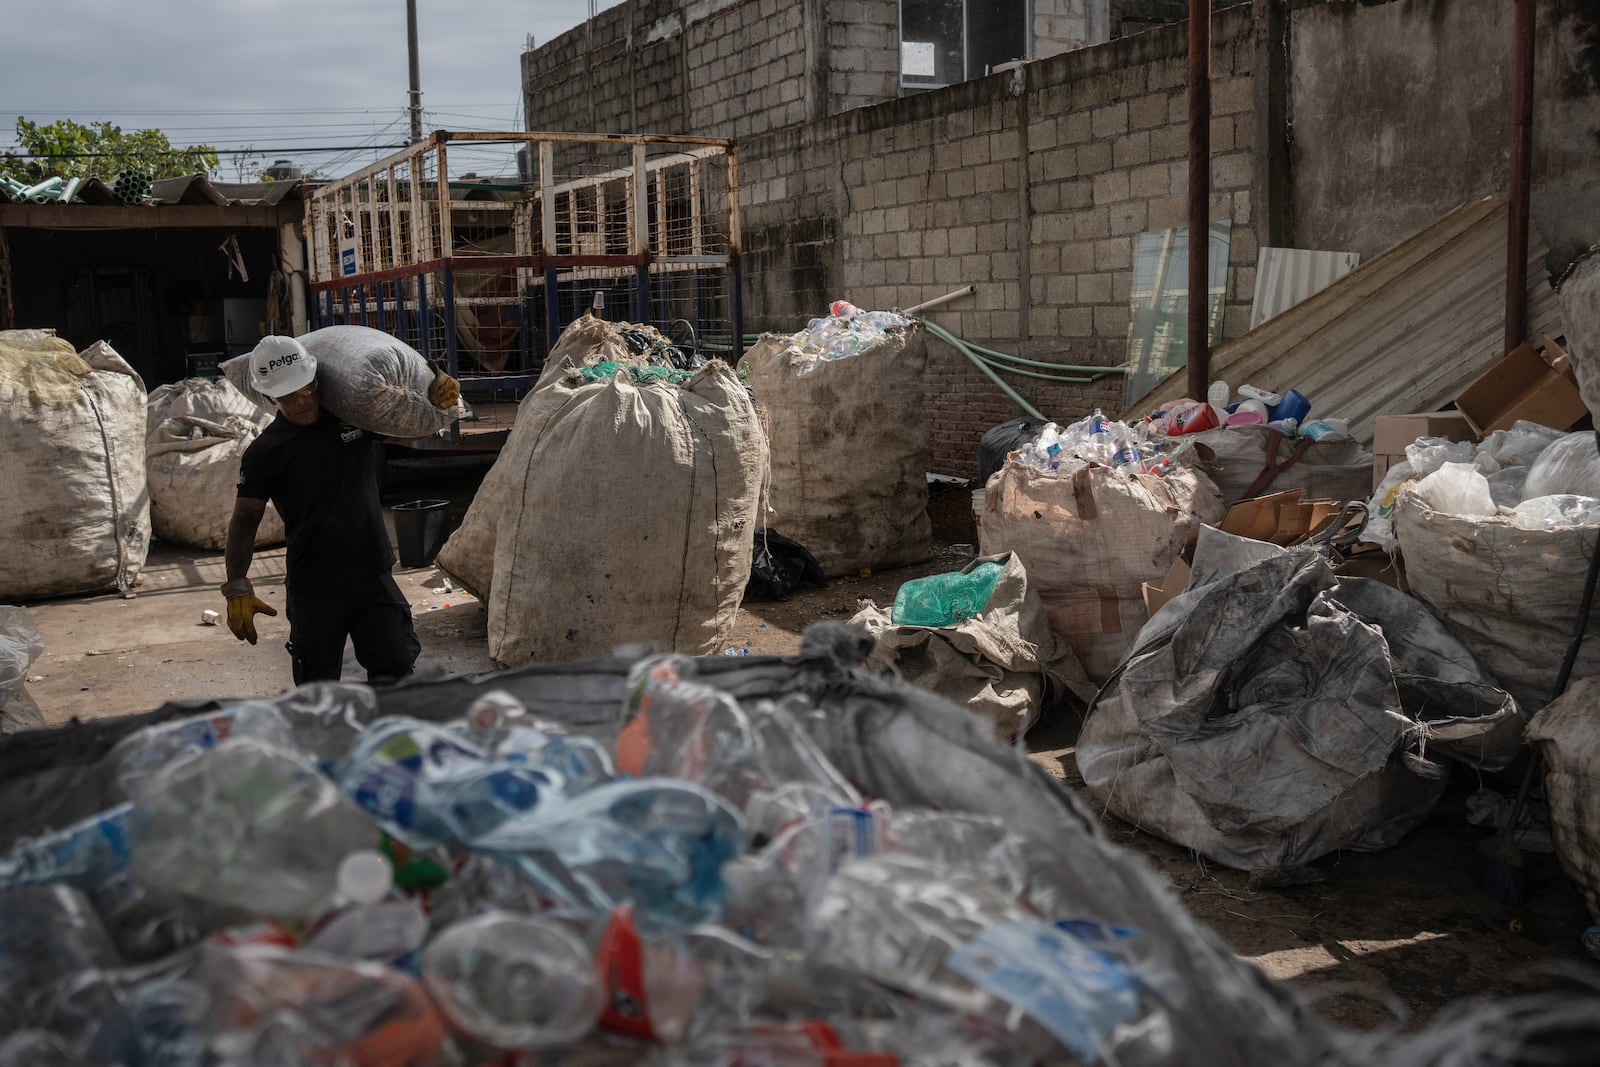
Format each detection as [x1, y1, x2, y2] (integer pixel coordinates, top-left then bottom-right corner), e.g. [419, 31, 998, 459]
[1250, 247, 1361, 329]
[1123, 197, 1563, 446]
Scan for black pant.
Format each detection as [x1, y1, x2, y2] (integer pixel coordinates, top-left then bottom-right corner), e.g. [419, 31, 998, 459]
[285, 572, 420, 685]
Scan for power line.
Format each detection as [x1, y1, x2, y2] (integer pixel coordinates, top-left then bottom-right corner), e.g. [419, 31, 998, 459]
[12, 145, 410, 159]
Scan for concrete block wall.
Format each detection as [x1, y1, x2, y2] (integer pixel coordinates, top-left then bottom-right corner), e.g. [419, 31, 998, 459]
[687, 0, 812, 138]
[1035, 0, 1113, 60]
[741, 8, 1261, 477]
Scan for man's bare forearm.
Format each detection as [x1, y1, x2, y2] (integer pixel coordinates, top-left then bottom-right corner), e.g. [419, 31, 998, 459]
[224, 499, 267, 589]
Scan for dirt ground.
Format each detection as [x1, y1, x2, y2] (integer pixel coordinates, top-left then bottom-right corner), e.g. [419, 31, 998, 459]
[12, 461, 1599, 1033]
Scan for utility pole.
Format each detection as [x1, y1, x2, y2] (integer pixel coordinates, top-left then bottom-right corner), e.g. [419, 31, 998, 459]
[407, 0, 424, 143]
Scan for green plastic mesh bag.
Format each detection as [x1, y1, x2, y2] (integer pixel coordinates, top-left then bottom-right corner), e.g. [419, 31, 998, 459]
[891, 561, 1004, 628]
[575, 361, 695, 386]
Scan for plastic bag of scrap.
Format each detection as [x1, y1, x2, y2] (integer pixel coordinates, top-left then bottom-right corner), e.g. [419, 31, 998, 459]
[0, 606, 45, 734]
[850, 552, 1084, 742]
[1524, 432, 1600, 500]
[1078, 526, 1523, 881]
[1513, 495, 1600, 531]
[1415, 461, 1498, 517]
[745, 528, 827, 602]
[221, 324, 459, 440]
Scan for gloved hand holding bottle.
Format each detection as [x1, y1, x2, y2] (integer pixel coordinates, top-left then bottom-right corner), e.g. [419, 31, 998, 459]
[220, 578, 277, 645]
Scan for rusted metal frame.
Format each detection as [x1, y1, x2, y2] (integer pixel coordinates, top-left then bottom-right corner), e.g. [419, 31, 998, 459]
[540, 141, 560, 349]
[632, 143, 651, 322]
[727, 145, 743, 361]
[1186, 0, 1212, 403]
[1505, 0, 1535, 353]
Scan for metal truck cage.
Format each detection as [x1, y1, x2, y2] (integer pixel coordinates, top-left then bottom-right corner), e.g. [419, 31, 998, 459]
[304, 130, 742, 448]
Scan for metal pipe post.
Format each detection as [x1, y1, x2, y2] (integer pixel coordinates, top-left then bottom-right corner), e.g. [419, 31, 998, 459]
[1186, 0, 1212, 402]
[407, 0, 423, 144]
[1505, 0, 1536, 353]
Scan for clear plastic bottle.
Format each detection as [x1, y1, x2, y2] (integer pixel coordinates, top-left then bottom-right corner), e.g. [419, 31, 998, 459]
[1086, 409, 1114, 465]
[471, 778, 745, 931]
[130, 738, 379, 921]
[1110, 436, 1144, 478]
[336, 717, 559, 849]
[421, 911, 604, 1049]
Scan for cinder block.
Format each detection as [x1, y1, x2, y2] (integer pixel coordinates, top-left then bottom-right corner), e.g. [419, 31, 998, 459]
[949, 226, 979, 255]
[1093, 170, 1130, 205]
[1091, 103, 1129, 139]
[1129, 162, 1170, 200]
[1108, 202, 1148, 237]
[1076, 141, 1112, 174]
[1128, 93, 1170, 131]
[1095, 236, 1133, 271]
[1113, 132, 1151, 169]
[1093, 304, 1131, 338]
[1078, 273, 1113, 304]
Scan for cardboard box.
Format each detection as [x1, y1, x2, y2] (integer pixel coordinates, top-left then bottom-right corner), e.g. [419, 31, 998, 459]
[1454, 343, 1589, 437]
[1371, 411, 1477, 456]
[1370, 410, 1477, 490]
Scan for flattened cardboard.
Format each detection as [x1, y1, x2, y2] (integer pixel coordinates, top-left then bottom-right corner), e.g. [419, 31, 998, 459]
[1141, 556, 1192, 617]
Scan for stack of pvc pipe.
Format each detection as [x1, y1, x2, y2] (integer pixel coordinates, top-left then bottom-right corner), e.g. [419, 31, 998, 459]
[111, 170, 151, 204]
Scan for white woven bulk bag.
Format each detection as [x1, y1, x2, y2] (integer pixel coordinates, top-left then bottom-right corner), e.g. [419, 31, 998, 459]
[487, 361, 767, 666]
[0, 336, 149, 598]
[742, 325, 933, 578]
[145, 377, 285, 550]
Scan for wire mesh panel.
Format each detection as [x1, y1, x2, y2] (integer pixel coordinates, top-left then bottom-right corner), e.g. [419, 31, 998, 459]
[305, 131, 741, 417]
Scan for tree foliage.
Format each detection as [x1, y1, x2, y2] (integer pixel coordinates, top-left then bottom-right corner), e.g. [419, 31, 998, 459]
[3, 118, 220, 182]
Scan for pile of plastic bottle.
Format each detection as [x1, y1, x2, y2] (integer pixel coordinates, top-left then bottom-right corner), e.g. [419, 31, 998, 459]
[1013, 409, 1177, 479]
[791, 301, 914, 361]
[0, 663, 1165, 1066]
[1146, 382, 1349, 442]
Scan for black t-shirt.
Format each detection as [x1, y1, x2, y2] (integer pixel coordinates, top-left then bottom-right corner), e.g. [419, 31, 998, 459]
[237, 411, 393, 590]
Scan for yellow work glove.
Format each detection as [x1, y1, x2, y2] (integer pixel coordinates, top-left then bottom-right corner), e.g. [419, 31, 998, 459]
[221, 579, 277, 645]
[428, 370, 460, 409]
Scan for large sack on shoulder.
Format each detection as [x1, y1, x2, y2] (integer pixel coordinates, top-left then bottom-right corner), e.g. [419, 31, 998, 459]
[977, 462, 1223, 697]
[1393, 487, 1600, 708]
[1526, 675, 1600, 922]
[1079, 526, 1523, 879]
[742, 325, 932, 578]
[222, 325, 455, 439]
[437, 318, 669, 600]
[487, 361, 766, 665]
[0, 336, 149, 599]
[849, 552, 1084, 742]
[1187, 424, 1374, 506]
[146, 377, 285, 550]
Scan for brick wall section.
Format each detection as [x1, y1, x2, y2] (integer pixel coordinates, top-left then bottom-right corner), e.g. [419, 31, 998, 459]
[528, 4, 1262, 478]
[740, 9, 1260, 477]
[687, 0, 811, 138]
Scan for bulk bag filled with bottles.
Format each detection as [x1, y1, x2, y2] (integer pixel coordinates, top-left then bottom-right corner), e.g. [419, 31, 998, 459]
[437, 317, 679, 601]
[145, 377, 285, 550]
[740, 312, 932, 578]
[0, 333, 150, 599]
[487, 360, 767, 665]
[222, 324, 456, 440]
[978, 460, 1223, 698]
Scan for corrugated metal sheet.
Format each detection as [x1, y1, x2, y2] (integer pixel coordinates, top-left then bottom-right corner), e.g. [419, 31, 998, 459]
[1123, 197, 1563, 446]
[0, 173, 305, 207]
[1250, 247, 1361, 329]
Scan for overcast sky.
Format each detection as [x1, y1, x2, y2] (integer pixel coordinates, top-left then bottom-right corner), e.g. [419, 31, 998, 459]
[1, 0, 625, 180]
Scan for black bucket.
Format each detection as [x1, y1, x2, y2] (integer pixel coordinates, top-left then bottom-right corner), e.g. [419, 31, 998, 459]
[392, 499, 451, 568]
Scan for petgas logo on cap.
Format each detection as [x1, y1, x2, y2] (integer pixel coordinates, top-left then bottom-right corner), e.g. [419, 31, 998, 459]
[265, 352, 302, 372]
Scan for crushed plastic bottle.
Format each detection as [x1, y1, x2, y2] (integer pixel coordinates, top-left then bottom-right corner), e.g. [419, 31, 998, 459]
[422, 911, 604, 1049]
